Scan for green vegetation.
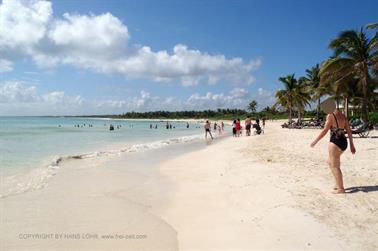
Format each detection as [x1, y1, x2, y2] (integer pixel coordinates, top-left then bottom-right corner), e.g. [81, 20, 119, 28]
[274, 74, 311, 123]
[248, 100, 258, 113]
[88, 109, 269, 120]
[276, 23, 378, 123]
[81, 107, 323, 121]
[369, 112, 378, 125]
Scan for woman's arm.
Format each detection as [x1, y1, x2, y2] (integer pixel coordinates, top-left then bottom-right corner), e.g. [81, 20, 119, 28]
[344, 119, 356, 154]
[310, 114, 332, 147]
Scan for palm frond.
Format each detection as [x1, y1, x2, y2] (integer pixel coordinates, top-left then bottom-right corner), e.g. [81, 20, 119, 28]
[366, 22, 378, 30]
[320, 57, 355, 82]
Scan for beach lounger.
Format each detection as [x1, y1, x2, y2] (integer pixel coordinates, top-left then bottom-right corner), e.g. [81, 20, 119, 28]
[351, 123, 372, 138]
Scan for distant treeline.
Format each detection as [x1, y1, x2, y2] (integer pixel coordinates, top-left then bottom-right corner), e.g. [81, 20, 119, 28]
[80, 108, 324, 120]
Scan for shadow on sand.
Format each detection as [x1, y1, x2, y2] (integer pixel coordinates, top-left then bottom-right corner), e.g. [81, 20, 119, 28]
[345, 185, 378, 193]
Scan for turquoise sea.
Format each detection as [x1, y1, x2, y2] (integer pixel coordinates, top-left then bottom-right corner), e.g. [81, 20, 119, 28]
[0, 117, 205, 198]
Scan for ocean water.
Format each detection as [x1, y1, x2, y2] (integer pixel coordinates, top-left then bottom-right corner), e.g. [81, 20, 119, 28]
[0, 116, 207, 198]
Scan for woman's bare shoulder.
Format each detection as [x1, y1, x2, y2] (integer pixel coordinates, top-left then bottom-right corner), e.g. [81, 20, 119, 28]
[326, 114, 333, 121]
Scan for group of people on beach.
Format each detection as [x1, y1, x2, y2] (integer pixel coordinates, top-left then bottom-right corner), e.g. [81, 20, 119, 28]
[204, 120, 224, 140]
[202, 99, 357, 195]
[204, 117, 266, 140]
[232, 117, 265, 137]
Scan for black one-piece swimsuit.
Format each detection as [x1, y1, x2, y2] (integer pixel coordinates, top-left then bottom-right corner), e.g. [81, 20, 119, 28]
[330, 113, 348, 151]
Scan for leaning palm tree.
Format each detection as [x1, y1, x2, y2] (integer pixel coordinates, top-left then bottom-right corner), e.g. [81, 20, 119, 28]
[295, 78, 312, 122]
[320, 27, 378, 122]
[338, 79, 360, 117]
[302, 64, 323, 119]
[275, 74, 298, 124]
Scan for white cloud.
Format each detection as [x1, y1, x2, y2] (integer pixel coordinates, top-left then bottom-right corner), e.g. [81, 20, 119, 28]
[256, 87, 275, 108]
[185, 87, 275, 111]
[0, 59, 13, 72]
[0, 81, 39, 103]
[0, 81, 83, 106]
[230, 87, 248, 98]
[42, 91, 83, 105]
[0, 0, 261, 86]
[0, 0, 51, 50]
[0, 81, 277, 115]
[186, 89, 248, 110]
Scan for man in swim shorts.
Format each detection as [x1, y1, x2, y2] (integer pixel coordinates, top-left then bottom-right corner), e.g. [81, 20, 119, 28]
[245, 116, 252, 136]
[204, 120, 213, 140]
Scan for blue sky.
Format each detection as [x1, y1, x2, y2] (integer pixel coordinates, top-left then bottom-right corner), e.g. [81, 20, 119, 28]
[0, 0, 377, 115]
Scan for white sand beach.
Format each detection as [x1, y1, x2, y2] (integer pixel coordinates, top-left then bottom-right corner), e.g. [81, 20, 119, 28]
[1, 120, 377, 251]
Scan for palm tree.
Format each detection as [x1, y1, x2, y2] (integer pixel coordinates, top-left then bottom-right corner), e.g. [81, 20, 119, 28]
[338, 79, 360, 117]
[248, 100, 258, 113]
[319, 27, 377, 122]
[294, 78, 312, 122]
[275, 74, 298, 123]
[302, 64, 323, 119]
[275, 74, 312, 125]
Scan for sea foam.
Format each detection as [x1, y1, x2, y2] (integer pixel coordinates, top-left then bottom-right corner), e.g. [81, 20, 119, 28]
[0, 134, 204, 198]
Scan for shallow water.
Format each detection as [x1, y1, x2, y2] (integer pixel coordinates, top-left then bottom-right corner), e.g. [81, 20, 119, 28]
[0, 116, 208, 197]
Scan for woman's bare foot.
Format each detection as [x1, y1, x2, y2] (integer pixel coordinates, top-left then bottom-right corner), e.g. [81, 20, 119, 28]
[332, 188, 346, 194]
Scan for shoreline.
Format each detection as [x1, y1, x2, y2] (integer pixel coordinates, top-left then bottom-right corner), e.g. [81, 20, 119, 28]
[1, 115, 223, 200]
[1, 121, 377, 250]
[0, 131, 211, 199]
[0, 131, 231, 251]
[0, 137, 216, 250]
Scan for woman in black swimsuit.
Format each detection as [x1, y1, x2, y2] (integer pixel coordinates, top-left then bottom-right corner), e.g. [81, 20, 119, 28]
[310, 109, 356, 194]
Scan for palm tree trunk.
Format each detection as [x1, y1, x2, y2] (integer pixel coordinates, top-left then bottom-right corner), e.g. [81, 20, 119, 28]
[344, 96, 349, 118]
[360, 62, 370, 122]
[317, 98, 320, 120]
[288, 98, 292, 126]
[362, 76, 369, 122]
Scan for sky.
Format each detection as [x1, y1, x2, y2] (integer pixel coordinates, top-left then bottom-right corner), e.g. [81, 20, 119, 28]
[0, 0, 377, 115]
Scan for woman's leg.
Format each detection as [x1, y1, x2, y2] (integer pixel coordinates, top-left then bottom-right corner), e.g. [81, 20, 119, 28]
[328, 143, 345, 193]
[326, 157, 336, 189]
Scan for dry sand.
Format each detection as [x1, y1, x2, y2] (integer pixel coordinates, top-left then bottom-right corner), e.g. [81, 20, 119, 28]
[1, 120, 377, 251]
[157, 120, 378, 251]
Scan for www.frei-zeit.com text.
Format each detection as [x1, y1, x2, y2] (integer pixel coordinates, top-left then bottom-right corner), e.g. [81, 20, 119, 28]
[18, 233, 148, 240]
